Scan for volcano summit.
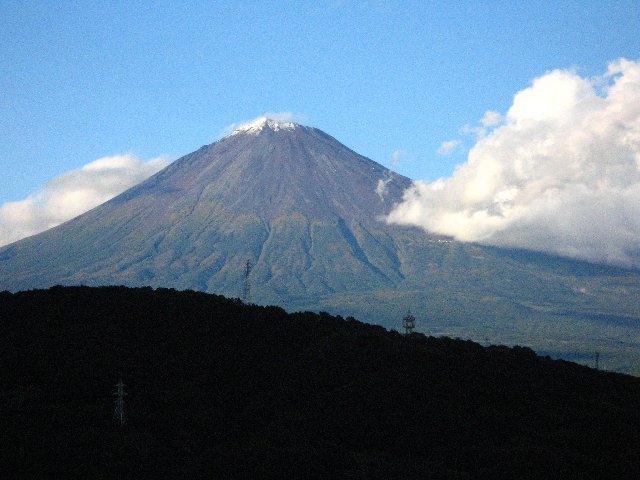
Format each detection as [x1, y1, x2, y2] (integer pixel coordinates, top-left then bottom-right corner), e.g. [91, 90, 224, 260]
[1, 119, 414, 301]
[2, 119, 640, 373]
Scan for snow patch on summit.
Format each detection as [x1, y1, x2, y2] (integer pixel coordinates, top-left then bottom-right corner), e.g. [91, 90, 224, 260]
[231, 117, 297, 136]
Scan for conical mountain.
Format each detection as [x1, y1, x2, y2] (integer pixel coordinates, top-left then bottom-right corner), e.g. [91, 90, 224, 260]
[0, 119, 415, 302]
[2, 118, 640, 373]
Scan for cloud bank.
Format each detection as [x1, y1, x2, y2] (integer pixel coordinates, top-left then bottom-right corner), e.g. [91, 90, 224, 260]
[0, 154, 169, 247]
[388, 59, 640, 269]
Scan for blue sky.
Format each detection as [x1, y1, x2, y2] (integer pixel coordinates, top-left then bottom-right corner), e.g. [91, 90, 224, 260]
[1, 1, 637, 202]
[1, 1, 640, 264]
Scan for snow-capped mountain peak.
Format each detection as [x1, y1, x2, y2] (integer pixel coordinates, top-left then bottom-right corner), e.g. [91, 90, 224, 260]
[230, 117, 297, 136]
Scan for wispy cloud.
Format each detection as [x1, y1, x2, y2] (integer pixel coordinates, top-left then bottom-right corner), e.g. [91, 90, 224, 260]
[390, 150, 406, 169]
[480, 110, 502, 127]
[375, 178, 391, 201]
[0, 154, 169, 247]
[388, 58, 640, 269]
[377, 150, 408, 201]
[437, 140, 462, 156]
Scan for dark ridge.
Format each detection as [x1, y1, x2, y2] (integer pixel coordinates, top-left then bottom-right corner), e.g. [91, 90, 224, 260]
[1, 286, 639, 479]
[1, 123, 640, 374]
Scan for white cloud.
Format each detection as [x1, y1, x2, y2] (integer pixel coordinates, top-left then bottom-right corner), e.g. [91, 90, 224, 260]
[377, 150, 409, 201]
[391, 149, 406, 169]
[387, 58, 640, 269]
[261, 111, 309, 123]
[460, 124, 487, 140]
[0, 154, 169, 247]
[375, 178, 391, 201]
[457, 111, 505, 143]
[437, 140, 462, 156]
[480, 110, 502, 127]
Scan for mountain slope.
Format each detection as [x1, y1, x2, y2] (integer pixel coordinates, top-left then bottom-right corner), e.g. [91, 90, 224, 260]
[2, 286, 640, 479]
[0, 121, 413, 298]
[1, 119, 640, 373]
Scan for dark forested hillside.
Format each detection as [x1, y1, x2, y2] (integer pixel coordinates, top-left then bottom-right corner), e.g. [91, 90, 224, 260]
[1, 286, 639, 479]
[3, 121, 640, 375]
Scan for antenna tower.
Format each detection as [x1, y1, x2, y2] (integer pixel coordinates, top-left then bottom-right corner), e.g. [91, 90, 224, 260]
[242, 260, 252, 303]
[113, 378, 127, 426]
[595, 351, 600, 370]
[402, 311, 416, 335]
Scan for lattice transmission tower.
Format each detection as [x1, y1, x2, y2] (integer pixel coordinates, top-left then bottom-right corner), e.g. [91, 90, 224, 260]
[402, 311, 416, 335]
[113, 378, 127, 426]
[242, 260, 252, 303]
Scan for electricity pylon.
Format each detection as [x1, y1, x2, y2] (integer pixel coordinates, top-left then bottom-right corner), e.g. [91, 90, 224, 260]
[242, 260, 252, 303]
[403, 311, 416, 335]
[113, 378, 126, 426]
